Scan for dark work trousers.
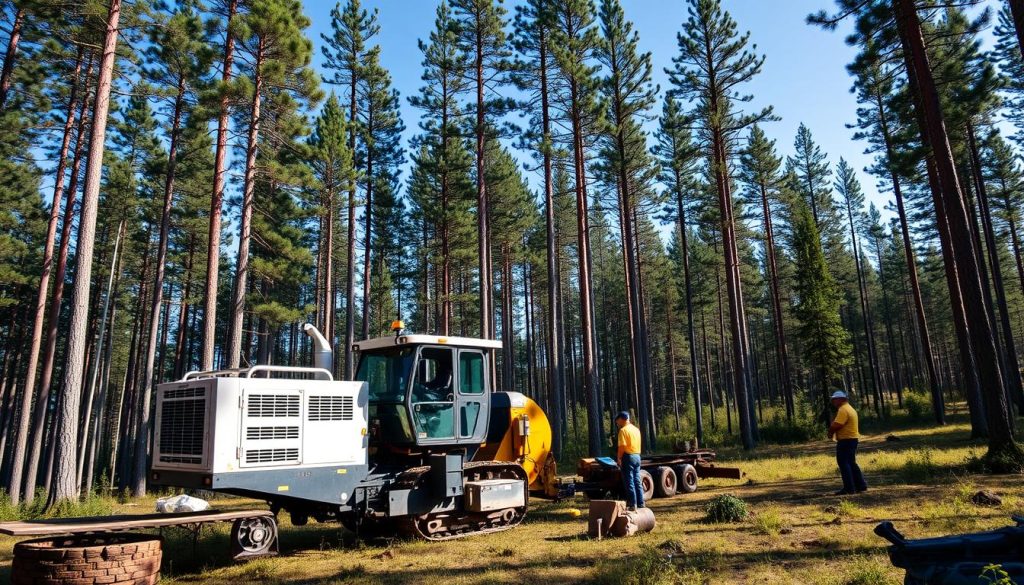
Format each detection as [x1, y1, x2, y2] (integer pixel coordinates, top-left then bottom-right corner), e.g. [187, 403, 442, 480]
[836, 438, 868, 493]
[621, 453, 644, 508]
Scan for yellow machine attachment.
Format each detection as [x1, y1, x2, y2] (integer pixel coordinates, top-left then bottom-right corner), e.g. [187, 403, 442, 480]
[474, 392, 561, 498]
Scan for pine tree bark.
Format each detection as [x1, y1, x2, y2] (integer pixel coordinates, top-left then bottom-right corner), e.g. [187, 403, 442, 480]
[0, 5, 24, 111]
[227, 38, 264, 370]
[201, 0, 237, 372]
[895, 0, 1016, 456]
[24, 55, 94, 502]
[78, 220, 123, 489]
[6, 48, 84, 504]
[49, 0, 121, 505]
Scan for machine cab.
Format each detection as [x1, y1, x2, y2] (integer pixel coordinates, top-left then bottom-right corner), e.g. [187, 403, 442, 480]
[353, 334, 500, 451]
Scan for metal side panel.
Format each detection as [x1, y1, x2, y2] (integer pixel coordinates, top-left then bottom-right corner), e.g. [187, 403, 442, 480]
[194, 464, 369, 506]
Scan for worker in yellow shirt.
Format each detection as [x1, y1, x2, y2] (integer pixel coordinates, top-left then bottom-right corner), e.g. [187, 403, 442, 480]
[615, 411, 644, 510]
[827, 390, 867, 495]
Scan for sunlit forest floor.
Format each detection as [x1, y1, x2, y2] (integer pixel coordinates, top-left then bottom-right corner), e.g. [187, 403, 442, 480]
[1, 412, 1022, 584]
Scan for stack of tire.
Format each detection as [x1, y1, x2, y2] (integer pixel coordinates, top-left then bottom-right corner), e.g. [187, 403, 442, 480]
[12, 533, 162, 585]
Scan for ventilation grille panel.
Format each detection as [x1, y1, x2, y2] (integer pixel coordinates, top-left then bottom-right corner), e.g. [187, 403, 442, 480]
[247, 394, 300, 418]
[158, 389, 207, 465]
[245, 426, 300, 440]
[308, 396, 354, 421]
[245, 448, 299, 464]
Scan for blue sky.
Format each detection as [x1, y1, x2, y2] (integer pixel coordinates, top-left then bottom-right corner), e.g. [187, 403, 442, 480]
[302, 0, 1002, 228]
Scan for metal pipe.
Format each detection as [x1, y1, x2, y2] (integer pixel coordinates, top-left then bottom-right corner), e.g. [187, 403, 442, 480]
[303, 323, 334, 380]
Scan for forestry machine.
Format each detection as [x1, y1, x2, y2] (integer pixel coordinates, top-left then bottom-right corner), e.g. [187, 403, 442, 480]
[148, 322, 559, 542]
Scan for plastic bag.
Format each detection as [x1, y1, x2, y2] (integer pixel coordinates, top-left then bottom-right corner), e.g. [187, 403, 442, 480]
[156, 494, 210, 513]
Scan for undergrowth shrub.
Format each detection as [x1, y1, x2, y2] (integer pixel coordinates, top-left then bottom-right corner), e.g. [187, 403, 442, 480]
[902, 390, 931, 421]
[705, 494, 748, 523]
[758, 413, 823, 444]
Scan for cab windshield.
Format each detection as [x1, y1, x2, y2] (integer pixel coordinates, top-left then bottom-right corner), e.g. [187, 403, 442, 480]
[355, 347, 415, 402]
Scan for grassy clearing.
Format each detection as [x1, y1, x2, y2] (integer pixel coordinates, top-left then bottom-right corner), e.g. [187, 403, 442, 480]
[1, 413, 1022, 584]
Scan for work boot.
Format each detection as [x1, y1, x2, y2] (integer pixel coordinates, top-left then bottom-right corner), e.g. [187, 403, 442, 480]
[627, 506, 637, 512]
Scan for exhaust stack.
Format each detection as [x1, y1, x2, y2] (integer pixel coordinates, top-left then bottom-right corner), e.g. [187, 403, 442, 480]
[303, 323, 334, 379]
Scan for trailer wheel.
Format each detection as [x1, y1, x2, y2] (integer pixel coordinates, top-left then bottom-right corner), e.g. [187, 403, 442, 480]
[674, 464, 699, 494]
[653, 466, 678, 498]
[639, 469, 655, 502]
[231, 515, 279, 560]
[12, 533, 162, 585]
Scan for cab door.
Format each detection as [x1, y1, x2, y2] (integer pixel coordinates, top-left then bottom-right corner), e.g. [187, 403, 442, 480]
[456, 349, 489, 443]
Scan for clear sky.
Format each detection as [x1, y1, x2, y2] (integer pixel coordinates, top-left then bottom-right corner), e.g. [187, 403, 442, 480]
[302, 0, 1002, 228]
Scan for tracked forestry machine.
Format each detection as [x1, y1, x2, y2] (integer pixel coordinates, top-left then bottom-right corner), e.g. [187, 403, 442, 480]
[149, 323, 559, 545]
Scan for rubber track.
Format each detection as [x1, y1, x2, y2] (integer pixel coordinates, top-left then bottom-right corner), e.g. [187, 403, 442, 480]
[393, 461, 528, 541]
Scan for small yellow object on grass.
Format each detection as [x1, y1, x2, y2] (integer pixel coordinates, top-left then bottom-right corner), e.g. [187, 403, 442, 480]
[566, 508, 582, 517]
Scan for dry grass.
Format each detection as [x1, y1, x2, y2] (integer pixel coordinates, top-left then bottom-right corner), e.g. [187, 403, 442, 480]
[1, 418, 1022, 584]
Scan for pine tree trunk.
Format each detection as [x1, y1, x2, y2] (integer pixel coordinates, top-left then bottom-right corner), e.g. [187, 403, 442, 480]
[968, 124, 1024, 412]
[876, 84, 944, 422]
[344, 46, 359, 379]
[570, 82, 603, 457]
[78, 221, 123, 490]
[361, 107, 374, 341]
[758, 182, 794, 419]
[1006, 213, 1024, 298]
[49, 0, 121, 506]
[675, 189, 704, 442]
[539, 21, 563, 456]
[23, 55, 94, 503]
[713, 127, 755, 449]
[473, 19, 492, 349]
[132, 78, 185, 496]
[0, 5, 24, 111]
[896, 13, 986, 436]
[610, 82, 652, 444]
[173, 239, 195, 379]
[6, 48, 84, 504]
[844, 191, 885, 415]
[201, 0, 237, 372]
[227, 38, 264, 370]
[896, 0, 1016, 456]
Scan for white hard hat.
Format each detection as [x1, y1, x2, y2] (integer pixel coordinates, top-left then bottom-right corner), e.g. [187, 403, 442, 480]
[830, 390, 848, 400]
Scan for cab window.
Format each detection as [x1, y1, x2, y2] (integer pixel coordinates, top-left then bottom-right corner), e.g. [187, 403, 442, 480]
[459, 351, 485, 395]
[411, 347, 455, 439]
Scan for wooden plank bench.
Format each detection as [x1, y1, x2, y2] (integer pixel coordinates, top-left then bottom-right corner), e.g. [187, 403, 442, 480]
[0, 509, 278, 560]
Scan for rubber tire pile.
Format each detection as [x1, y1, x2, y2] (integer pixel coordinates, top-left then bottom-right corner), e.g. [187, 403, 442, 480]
[11, 532, 162, 585]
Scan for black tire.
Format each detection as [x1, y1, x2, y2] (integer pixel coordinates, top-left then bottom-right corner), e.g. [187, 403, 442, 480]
[674, 464, 698, 494]
[639, 469, 655, 502]
[230, 515, 278, 560]
[653, 466, 678, 498]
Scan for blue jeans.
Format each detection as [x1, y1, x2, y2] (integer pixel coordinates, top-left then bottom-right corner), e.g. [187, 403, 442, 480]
[621, 454, 644, 508]
[836, 439, 868, 493]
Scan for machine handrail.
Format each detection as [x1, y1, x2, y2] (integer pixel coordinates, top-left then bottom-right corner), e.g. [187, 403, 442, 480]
[181, 366, 333, 381]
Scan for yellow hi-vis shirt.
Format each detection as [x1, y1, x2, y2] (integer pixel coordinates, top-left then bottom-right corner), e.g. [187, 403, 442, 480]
[618, 422, 642, 455]
[833, 403, 860, 440]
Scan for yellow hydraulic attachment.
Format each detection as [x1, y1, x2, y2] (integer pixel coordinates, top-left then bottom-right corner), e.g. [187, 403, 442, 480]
[474, 394, 561, 498]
